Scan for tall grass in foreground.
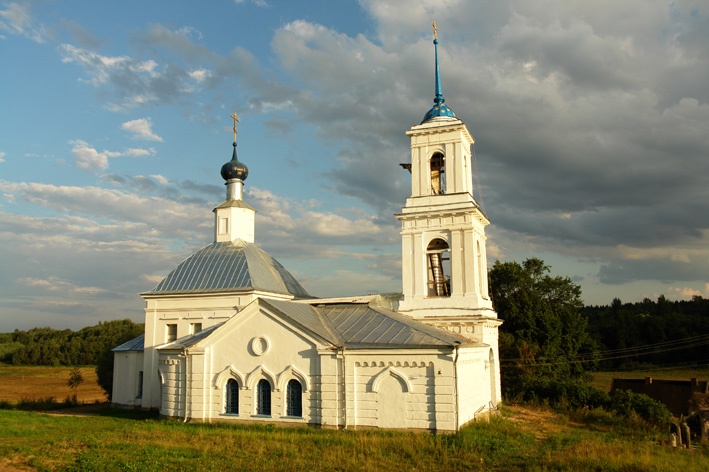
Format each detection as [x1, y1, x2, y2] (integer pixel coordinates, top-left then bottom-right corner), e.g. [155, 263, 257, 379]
[0, 406, 706, 471]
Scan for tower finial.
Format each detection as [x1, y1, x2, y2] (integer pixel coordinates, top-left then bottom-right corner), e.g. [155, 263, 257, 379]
[221, 113, 248, 185]
[421, 22, 456, 123]
[230, 112, 240, 143]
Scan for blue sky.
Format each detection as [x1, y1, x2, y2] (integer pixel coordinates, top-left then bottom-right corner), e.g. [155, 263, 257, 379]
[1, 0, 708, 331]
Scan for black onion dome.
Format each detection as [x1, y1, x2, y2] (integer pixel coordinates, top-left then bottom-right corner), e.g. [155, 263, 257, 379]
[220, 142, 248, 181]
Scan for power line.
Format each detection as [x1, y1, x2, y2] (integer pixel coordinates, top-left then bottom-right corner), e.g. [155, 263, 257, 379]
[499, 334, 709, 366]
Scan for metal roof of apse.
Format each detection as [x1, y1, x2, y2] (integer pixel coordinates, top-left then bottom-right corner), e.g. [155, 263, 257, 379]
[147, 240, 310, 297]
[112, 334, 145, 352]
[319, 304, 466, 348]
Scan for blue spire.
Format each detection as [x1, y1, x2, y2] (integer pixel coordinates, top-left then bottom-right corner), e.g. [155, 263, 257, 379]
[422, 23, 456, 123]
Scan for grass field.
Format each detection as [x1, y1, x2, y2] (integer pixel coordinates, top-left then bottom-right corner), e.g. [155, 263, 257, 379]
[1, 365, 707, 470]
[0, 404, 706, 471]
[0, 364, 106, 404]
[588, 366, 709, 391]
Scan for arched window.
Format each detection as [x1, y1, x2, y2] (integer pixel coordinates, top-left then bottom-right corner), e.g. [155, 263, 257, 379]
[426, 238, 450, 297]
[256, 379, 271, 416]
[430, 152, 446, 195]
[225, 378, 239, 414]
[286, 379, 303, 417]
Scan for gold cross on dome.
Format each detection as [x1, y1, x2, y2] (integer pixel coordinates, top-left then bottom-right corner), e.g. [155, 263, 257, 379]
[432, 21, 437, 39]
[230, 112, 240, 142]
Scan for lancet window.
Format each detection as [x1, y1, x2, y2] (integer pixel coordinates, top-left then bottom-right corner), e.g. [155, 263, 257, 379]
[256, 379, 271, 416]
[286, 379, 303, 417]
[225, 378, 239, 414]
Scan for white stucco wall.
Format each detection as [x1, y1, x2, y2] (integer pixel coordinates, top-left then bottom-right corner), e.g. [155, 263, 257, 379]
[112, 350, 143, 406]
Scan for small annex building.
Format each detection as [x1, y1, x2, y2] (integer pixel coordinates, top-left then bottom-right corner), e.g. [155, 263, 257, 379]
[112, 29, 502, 432]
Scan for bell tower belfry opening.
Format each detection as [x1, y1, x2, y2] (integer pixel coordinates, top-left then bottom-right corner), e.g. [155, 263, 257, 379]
[396, 24, 499, 338]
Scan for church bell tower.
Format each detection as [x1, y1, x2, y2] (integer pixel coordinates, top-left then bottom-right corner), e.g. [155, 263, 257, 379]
[396, 25, 498, 337]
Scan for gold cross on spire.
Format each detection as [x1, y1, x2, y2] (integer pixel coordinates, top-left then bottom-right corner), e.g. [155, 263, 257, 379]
[230, 112, 240, 142]
[432, 21, 437, 39]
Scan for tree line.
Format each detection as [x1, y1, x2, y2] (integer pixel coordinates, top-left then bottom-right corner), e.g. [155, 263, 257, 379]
[0, 319, 143, 366]
[488, 258, 708, 429]
[489, 258, 708, 406]
[582, 295, 709, 370]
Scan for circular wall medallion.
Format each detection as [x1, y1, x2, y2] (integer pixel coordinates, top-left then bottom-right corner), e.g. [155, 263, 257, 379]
[250, 336, 269, 356]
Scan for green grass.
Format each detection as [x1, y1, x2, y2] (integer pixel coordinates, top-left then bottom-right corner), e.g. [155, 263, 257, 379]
[0, 406, 707, 471]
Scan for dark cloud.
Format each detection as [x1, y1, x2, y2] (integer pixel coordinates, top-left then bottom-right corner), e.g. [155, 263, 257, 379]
[263, 5, 709, 292]
[599, 256, 709, 285]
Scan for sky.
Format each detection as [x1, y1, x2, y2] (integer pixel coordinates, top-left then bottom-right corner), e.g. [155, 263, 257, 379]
[1, 0, 708, 331]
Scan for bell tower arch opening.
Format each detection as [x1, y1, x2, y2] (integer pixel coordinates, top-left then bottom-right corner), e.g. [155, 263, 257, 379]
[426, 238, 450, 297]
[430, 152, 446, 195]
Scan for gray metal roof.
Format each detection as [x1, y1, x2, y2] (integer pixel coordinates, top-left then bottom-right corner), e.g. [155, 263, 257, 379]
[146, 240, 310, 297]
[112, 334, 145, 352]
[144, 299, 470, 354]
[318, 303, 466, 348]
[264, 299, 345, 345]
[266, 299, 465, 348]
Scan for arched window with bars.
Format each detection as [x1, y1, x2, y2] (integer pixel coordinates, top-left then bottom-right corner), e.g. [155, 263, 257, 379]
[286, 379, 303, 417]
[225, 378, 239, 414]
[256, 378, 271, 416]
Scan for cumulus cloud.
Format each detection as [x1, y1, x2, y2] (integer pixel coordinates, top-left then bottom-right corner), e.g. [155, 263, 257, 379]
[53, 2, 708, 298]
[70, 139, 120, 172]
[4, 0, 709, 327]
[19, 276, 111, 296]
[263, 2, 709, 298]
[0, 151, 5, 163]
[122, 118, 163, 141]
[69, 140, 155, 173]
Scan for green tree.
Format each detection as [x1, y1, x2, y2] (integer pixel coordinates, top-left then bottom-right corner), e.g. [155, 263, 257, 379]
[489, 258, 597, 397]
[67, 367, 84, 403]
[95, 322, 144, 400]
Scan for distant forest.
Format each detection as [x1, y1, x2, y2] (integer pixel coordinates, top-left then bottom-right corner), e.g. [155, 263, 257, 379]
[0, 319, 143, 366]
[0, 296, 707, 370]
[582, 295, 709, 370]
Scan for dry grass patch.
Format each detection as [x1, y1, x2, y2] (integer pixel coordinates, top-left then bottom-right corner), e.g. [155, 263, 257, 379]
[0, 364, 106, 404]
[504, 404, 579, 439]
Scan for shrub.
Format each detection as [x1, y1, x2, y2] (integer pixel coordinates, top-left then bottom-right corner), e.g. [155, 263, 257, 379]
[509, 378, 610, 411]
[609, 389, 672, 426]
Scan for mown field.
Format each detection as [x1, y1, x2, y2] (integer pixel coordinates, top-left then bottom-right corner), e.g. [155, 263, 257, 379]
[0, 364, 106, 404]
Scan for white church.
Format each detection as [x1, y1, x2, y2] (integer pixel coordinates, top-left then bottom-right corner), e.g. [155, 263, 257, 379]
[112, 29, 502, 432]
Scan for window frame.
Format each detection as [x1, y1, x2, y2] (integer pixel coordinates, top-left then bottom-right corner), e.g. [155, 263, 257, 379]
[285, 379, 303, 418]
[255, 378, 272, 416]
[224, 378, 239, 415]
